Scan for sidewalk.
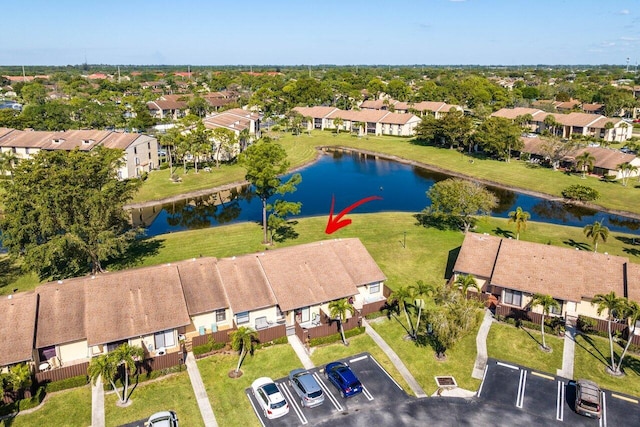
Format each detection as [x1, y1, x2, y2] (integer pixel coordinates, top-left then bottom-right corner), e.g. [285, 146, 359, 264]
[472, 309, 494, 380]
[91, 375, 105, 427]
[557, 315, 577, 379]
[287, 335, 315, 369]
[362, 318, 427, 398]
[185, 352, 218, 427]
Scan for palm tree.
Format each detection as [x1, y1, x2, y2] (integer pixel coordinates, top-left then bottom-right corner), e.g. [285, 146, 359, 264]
[409, 280, 433, 337]
[591, 291, 623, 373]
[0, 151, 18, 181]
[543, 115, 561, 136]
[530, 293, 559, 351]
[333, 117, 344, 134]
[388, 286, 415, 337]
[238, 128, 251, 152]
[88, 354, 122, 403]
[112, 343, 144, 405]
[454, 274, 479, 296]
[507, 207, 530, 240]
[575, 151, 596, 179]
[583, 220, 609, 253]
[618, 162, 638, 187]
[328, 298, 356, 345]
[8, 363, 32, 400]
[230, 326, 258, 375]
[616, 299, 640, 375]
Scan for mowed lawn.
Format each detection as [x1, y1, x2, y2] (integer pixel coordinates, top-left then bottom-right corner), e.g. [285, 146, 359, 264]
[103, 370, 202, 427]
[573, 333, 640, 397]
[487, 322, 564, 374]
[369, 317, 482, 395]
[197, 344, 301, 427]
[1, 386, 92, 427]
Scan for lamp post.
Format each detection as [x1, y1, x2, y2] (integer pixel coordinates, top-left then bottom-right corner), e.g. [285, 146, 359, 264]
[403, 231, 406, 249]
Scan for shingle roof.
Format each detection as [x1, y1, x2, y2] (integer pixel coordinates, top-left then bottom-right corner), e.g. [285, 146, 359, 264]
[452, 233, 502, 279]
[293, 106, 339, 119]
[101, 132, 142, 150]
[0, 129, 109, 151]
[216, 255, 277, 313]
[177, 257, 228, 315]
[36, 278, 87, 348]
[490, 107, 545, 120]
[0, 292, 37, 366]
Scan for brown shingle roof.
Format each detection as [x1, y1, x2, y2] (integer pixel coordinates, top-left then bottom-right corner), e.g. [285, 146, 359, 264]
[100, 132, 141, 150]
[293, 106, 339, 119]
[177, 258, 228, 315]
[628, 263, 640, 303]
[0, 129, 108, 151]
[490, 107, 545, 120]
[36, 278, 87, 348]
[453, 233, 502, 279]
[0, 292, 37, 366]
[216, 255, 277, 313]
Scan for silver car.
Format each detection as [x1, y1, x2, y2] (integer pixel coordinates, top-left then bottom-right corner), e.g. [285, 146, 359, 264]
[288, 369, 325, 408]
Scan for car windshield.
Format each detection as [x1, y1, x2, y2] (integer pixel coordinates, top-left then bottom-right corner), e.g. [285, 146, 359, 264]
[579, 399, 599, 410]
[348, 381, 361, 389]
[263, 383, 279, 395]
[270, 400, 287, 409]
[309, 390, 323, 398]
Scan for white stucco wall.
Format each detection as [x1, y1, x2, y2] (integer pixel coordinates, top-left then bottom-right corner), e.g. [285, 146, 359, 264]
[58, 340, 89, 364]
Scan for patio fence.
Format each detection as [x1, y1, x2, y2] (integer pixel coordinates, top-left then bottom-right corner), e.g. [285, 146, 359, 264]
[192, 328, 236, 348]
[255, 324, 286, 343]
[35, 361, 89, 384]
[495, 304, 543, 325]
[135, 351, 184, 376]
[295, 310, 361, 342]
[360, 285, 393, 317]
[577, 314, 640, 345]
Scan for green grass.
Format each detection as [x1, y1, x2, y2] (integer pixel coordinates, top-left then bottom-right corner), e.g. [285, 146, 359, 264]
[197, 344, 301, 427]
[487, 322, 564, 374]
[1, 386, 92, 427]
[308, 332, 413, 395]
[574, 333, 640, 397]
[104, 371, 202, 427]
[369, 317, 481, 395]
[135, 131, 640, 216]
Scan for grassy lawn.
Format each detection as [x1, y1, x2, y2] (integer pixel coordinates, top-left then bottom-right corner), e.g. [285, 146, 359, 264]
[308, 332, 413, 395]
[574, 333, 640, 397]
[104, 371, 202, 427]
[197, 344, 301, 427]
[1, 386, 92, 427]
[369, 317, 481, 395]
[487, 322, 564, 374]
[134, 131, 640, 216]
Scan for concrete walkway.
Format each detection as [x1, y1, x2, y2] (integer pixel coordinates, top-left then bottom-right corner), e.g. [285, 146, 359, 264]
[472, 309, 494, 380]
[362, 318, 427, 398]
[287, 335, 315, 369]
[185, 352, 218, 427]
[557, 315, 577, 379]
[91, 375, 105, 427]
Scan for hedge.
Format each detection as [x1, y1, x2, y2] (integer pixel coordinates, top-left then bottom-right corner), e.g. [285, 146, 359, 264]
[309, 327, 365, 347]
[45, 375, 88, 393]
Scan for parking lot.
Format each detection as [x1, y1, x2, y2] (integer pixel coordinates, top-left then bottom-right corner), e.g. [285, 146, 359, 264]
[478, 358, 640, 426]
[246, 352, 409, 426]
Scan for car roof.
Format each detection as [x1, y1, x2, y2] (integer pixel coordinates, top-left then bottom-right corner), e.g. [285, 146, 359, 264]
[148, 411, 175, 426]
[252, 377, 275, 390]
[577, 379, 601, 403]
[293, 371, 321, 392]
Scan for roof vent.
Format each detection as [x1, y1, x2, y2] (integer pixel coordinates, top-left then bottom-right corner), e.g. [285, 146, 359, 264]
[8, 294, 12, 299]
[91, 275, 96, 279]
[232, 256, 236, 260]
[57, 280, 63, 284]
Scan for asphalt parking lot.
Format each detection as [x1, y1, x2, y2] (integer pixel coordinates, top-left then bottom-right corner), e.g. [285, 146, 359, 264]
[246, 352, 409, 426]
[477, 358, 640, 426]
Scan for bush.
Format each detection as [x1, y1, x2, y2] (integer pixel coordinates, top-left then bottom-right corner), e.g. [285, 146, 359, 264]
[561, 184, 599, 202]
[255, 336, 288, 349]
[193, 341, 226, 356]
[576, 315, 609, 338]
[44, 375, 88, 393]
[309, 327, 365, 347]
[365, 311, 387, 320]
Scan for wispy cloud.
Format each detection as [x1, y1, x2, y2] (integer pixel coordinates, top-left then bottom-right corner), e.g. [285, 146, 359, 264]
[619, 9, 630, 15]
[620, 36, 639, 41]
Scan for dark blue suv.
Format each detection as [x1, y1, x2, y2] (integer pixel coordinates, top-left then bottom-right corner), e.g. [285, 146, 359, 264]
[324, 362, 363, 398]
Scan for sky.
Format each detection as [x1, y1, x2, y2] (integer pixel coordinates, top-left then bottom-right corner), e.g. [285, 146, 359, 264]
[1, 0, 639, 67]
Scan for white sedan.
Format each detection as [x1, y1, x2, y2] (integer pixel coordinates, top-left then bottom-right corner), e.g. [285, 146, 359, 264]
[251, 377, 289, 419]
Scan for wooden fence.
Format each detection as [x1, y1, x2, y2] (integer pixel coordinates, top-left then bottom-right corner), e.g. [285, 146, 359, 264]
[360, 285, 393, 317]
[295, 311, 361, 342]
[495, 304, 544, 325]
[256, 324, 286, 343]
[35, 361, 89, 384]
[136, 351, 184, 376]
[192, 328, 236, 348]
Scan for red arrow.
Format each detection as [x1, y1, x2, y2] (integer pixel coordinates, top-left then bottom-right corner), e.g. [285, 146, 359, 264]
[325, 195, 383, 234]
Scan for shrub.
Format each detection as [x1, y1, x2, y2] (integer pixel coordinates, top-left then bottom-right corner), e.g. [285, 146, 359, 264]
[44, 375, 88, 393]
[255, 336, 288, 349]
[193, 341, 226, 356]
[309, 327, 365, 347]
[561, 184, 599, 202]
[365, 311, 387, 320]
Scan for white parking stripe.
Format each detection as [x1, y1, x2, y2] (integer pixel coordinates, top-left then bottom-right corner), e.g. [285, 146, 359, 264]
[278, 382, 307, 425]
[362, 384, 374, 401]
[313, 372, 343, 411]
[246, 392, 266, 427]
[476, 365, 488, 398]
[600, 392, 607, 427]
[556, 381, 564, 421]
[516, 369, 527, 408]
[350, 355, 369, 363]
[497, 361, 519, 370]
[369, 355, 403, 391]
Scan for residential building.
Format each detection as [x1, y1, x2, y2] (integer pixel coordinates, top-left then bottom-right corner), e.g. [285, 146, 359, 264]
[360, 99, 463, 119]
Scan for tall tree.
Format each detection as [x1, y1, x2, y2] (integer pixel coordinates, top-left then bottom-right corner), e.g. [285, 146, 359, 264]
[539, 136, 576, 170]
[591, 291, 623, 374]
[211, 127, 237, 169]
[543, 115, 561, 137]
[0, 150, 18, 181]
[507, 206, 530, 240]
[230, 326, 258, 374]
[473, 116, 523, 161]
[238, 140, 302, 244]
[7, 363, 32, 399]
[575, 151, 596, 179]
[617, 162, 638, 187]
[0, 148, 142, 280]
[328, 298, 356, 345]
[112, 343, 144, 405]
[583, 220, 609, 253]
[454, 274, 479, 295]
[617, 299, 640, 375]
[88, 353, 121, 403]
[530, 294, 559, 351]
[332, 117, 344, 134]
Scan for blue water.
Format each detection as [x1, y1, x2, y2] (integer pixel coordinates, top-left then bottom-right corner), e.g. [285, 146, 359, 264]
[141, 151, 640, 237]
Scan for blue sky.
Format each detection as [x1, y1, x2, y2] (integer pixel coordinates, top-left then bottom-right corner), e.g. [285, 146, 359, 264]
[2, 0, 639, 66]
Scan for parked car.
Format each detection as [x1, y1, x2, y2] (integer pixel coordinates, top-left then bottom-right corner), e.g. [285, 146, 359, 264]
[288, 368, 325, 408]
[574, 379, 602, 419]
[324, 362, 363, 398]
[145, 410, 178, 427]
[251, 377, 289, 419]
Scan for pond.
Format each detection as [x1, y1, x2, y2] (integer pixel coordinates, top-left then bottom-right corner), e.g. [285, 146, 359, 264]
[133, 151, 640, 237]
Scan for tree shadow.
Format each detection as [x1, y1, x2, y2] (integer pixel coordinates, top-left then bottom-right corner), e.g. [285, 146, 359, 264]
[615, 235, 639, 245]
[107, 237, 165, 270]
[623, 247, 640, 257]
[562, 239, 591, 251]
[520, 326, 544, 348]
[493, 227, 514, 239]
[271, 221, 300, 243]
[574, 334, 609, 367]
[0, 256, 25, 293]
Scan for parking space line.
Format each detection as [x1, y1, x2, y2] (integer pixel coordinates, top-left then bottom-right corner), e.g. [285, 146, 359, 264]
[362, 384, 374, 401]
[600, 392, 607, 427]
[611, 393, 639, 404]
[246, 392, 266, 427]
[350, 355, 368, 363]
[516, 369, 527, 408]
[278, 382, 307, 425]
[313, 372, 343, 411]
[497, 361, 519, 370]
[531, 371, 554, 381]
[476, 365, 488, 398]
[369, 355, 403, 391]
[556, 381, 564, 421]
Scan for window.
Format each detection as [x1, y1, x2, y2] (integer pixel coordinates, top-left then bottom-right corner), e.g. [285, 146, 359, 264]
[236, 311, 249, 325]
[107, 339, 128, 352]
[148, 152, 151, 159]
[503, 289, 522, 307]
[147, 142, 151, 149]
[135, 157, 140, 165]
[369, 283, 381, 294]
[550, 300, 562, 315]
[154, 330, 176, 349]
[216, 309, 226, 322]
[25, 147, 29, 154]
[134, 146, 137, 154]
